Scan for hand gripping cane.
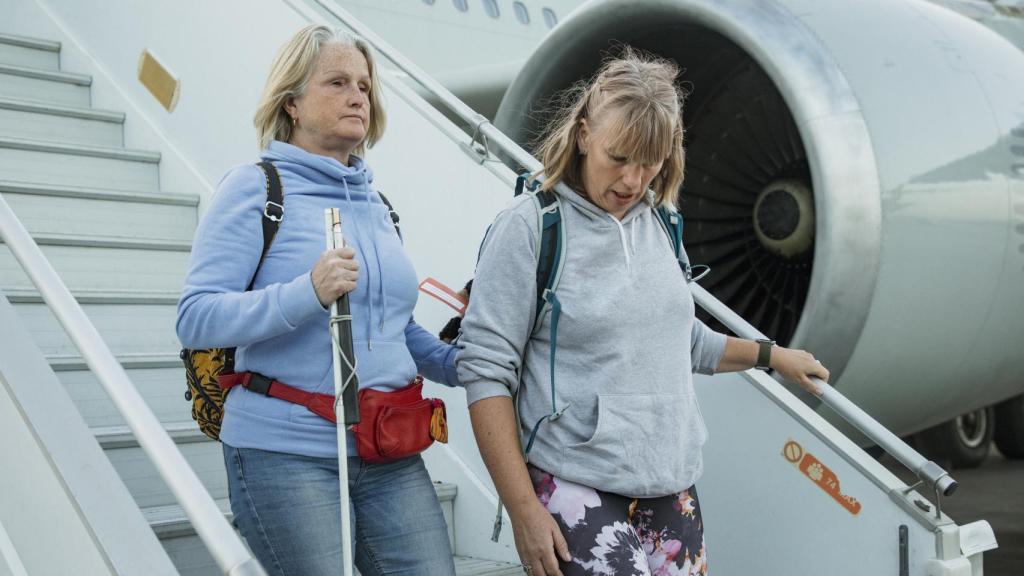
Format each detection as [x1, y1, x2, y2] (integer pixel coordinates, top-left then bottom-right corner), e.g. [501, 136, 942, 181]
[324, 208, 360, 576]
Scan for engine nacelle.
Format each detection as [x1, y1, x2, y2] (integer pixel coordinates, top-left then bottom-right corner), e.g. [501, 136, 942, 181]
[495, 0, 1024, 436]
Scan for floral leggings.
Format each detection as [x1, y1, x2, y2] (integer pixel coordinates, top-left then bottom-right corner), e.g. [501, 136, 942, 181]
[529, 466, 707, 576]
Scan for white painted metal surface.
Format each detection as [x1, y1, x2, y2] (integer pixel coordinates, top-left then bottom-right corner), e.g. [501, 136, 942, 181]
[0, 295, 177, 575]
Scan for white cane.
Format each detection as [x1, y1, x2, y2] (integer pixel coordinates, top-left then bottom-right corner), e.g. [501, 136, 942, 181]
[325, 208, 357, 576]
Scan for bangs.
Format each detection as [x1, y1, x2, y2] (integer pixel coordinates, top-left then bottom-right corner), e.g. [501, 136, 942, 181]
[600, 101, 677, 166]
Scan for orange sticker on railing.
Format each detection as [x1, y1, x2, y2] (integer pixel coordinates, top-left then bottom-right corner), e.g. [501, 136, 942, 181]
[782, 439, 861, 515]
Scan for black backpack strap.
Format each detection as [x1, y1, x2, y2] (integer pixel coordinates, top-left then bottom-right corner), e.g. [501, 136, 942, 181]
[248, 161, 284, 291]
[376, 191, 402, 240]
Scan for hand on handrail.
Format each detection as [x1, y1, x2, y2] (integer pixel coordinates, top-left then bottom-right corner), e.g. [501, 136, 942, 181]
[771, 346, 829, 396]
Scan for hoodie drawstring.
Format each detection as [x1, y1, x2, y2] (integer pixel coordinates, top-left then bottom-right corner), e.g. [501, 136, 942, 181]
[610, 215, 633, 271]
[342, 179, 377, 350]
[369, 173, 388, 334]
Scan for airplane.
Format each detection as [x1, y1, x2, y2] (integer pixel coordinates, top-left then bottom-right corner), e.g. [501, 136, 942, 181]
[345, 0, 1024, 470]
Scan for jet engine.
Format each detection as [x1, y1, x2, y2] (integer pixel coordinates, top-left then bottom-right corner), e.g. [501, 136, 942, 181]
[494, 0, 1024, 444]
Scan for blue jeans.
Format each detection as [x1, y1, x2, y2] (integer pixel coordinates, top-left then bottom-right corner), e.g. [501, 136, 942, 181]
[223, 444, 456, 575]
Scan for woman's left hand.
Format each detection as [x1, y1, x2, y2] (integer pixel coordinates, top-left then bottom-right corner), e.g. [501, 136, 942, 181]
[771, 347, 829, 396]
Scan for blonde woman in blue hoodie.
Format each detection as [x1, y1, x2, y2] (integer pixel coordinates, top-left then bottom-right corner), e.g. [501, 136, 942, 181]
[177, 26, 458, 575]
[458, 50, 830, 576]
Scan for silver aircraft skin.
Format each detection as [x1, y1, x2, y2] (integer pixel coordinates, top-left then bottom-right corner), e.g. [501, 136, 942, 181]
[348, 0, 1024, 461]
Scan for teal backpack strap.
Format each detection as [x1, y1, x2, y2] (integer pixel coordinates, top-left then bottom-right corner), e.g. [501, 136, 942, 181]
[655, 204, 706, 283]
[493, 184, 570, 543]
[522, 189, 570, 451]
[515, 171, 540, 197]
[531, 190, 565, 333]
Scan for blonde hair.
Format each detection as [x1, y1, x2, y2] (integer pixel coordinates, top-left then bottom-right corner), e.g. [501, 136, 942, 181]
[254, 25, 386, 153]
[535, 48, 685, 208]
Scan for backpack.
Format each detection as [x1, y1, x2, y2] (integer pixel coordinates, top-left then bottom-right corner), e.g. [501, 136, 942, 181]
[182, 161, 284, 441]
[181, 164, 403, 441]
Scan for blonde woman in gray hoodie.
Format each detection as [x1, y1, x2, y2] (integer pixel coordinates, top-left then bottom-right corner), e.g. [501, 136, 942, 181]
[457, 49, 829, 576]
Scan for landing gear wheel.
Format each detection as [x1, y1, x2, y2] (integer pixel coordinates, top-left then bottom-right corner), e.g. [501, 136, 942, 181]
[915, 407, 994, 469]
[994, 395, 1024, 459]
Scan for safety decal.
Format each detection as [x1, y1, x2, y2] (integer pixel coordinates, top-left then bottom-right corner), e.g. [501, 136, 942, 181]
[782, 439, 862, 515]
[418, 277, 468, 315]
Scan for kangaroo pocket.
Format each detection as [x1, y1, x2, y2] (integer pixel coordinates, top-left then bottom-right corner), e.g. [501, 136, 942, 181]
[561, 392, 707, 498]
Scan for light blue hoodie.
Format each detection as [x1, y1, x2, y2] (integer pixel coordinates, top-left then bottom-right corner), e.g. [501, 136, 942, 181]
[177, 141, 459, 458]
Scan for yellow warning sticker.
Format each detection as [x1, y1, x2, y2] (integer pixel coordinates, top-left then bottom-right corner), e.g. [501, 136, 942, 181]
[783, 439, 861, 515]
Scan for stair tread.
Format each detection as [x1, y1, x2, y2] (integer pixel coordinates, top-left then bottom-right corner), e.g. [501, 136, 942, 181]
[47, 352, 181, 371]
[0, 33, 60, 52]
[0, 180, 198, 206]
[0, 96, 124, 122]
[453, 556, 523, 575]
[0, 135, 160, 162]
[0, 62, 89, 84]
[3, 287, 180, 304]
[1, 231, 191, 251]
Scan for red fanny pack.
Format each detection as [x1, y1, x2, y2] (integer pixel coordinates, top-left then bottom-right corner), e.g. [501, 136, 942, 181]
[219, 372, 447, 463]
[353, 377, 448, 464]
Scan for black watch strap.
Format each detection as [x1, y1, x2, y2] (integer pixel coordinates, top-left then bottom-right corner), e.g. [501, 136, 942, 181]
[755, 339, 775, 371]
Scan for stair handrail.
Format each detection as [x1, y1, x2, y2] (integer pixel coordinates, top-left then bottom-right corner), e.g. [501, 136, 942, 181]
[0, 195, 266, 576]
[306, 0, 957, 499]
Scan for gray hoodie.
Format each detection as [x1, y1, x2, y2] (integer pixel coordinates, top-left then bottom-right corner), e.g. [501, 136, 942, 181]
[457, 185, 727, 498]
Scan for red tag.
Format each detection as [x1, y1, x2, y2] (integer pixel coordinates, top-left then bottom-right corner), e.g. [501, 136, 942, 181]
[418, 278, 467, 315]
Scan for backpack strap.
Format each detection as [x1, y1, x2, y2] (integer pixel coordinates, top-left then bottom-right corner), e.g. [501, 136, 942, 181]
[249, 161, 284, 291]
[376, 191, 402, 240]
[654, 204, 695, 282]
[514, 171, 541, 197]
[531, 190, 565, 333]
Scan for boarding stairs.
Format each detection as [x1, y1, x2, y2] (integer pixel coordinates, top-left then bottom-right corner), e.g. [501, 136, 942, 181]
[0, 28, 519, 576]
[0, 1, 1000, 575]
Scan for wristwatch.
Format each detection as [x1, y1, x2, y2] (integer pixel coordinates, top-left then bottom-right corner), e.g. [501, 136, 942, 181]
[755, 338, 775, 371]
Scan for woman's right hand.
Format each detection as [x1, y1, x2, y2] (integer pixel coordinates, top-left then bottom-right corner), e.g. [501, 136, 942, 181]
[311, 247, 359, 307]
[510, 500, 571, 576]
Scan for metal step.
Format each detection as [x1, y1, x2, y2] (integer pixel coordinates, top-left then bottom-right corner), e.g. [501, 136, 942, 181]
[4, 288, 180, 305]
[453, 557, 524, 576]
[97, 424, 227, 509]
[0, 62, 89, 107]
[0, 97, 123, 147]
[0, 242, 189, 294]
[3, 187, 195, 241]
[48, 352, 182, 371]
[0, 33, 60, 71]
[0, 136, 160, 192]
[0, 180, 198, 206]
[55, 364, 187, 428]
[11, 301, 178, 359]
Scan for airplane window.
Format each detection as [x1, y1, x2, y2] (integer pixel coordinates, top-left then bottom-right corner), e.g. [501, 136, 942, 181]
[543, 7, 558, 28]
[453, 0, 468, 12]
[482, 0, 500, 18]
[513, 1, 530, 24]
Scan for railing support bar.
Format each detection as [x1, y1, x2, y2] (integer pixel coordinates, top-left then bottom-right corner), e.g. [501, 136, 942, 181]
[0, 194, 266, 575]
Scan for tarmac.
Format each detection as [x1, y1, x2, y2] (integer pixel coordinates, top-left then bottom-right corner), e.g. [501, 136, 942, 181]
[881, 449, 1023, 576]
